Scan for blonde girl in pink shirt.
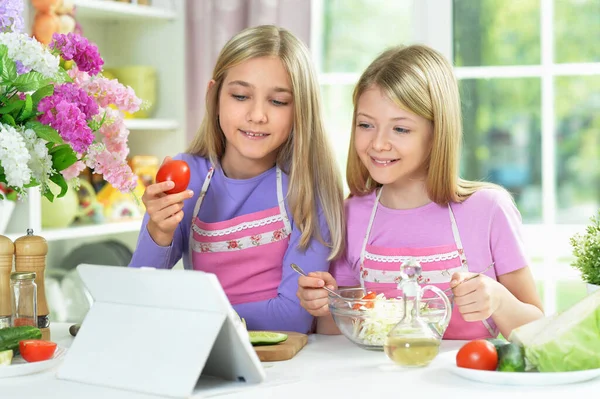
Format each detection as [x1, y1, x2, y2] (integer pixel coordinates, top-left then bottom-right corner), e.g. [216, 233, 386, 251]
[297, 45, 544, 340]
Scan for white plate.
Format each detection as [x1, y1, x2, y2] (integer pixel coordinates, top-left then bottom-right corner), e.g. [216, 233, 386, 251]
[0, 346, 67, 378]
[440, 350, 600, 386]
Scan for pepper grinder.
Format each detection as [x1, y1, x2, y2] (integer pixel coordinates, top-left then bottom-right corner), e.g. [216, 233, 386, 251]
[0, 235, 14, 329]
[14, 229, 50, 340]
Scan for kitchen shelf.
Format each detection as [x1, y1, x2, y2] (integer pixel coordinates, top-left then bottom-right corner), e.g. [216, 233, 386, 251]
[73, 0, 176, 21]
[42, 219, 142, 242]
[19, 0, 185, 266]
[6, 220, 143, 242]
[125, 118, 179, 131]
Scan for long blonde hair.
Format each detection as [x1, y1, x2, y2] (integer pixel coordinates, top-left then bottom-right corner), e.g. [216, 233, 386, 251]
[347, 44, 501, 204]
[187, 25, 344, 259]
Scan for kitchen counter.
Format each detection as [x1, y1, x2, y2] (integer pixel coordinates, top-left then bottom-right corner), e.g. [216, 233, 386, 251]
[0, 323, 597, 398]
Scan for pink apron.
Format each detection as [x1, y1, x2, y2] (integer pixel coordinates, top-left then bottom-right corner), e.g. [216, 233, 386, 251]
[189, 166, 291, 305]
[359, 189, 497, 340]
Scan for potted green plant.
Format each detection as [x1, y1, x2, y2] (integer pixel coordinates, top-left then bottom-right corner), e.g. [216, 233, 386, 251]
[570, 209, 600, 294]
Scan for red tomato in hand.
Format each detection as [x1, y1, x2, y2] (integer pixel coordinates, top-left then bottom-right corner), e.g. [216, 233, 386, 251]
[456, 340, 498, 371]
[19, 340, 57, 363]
[156, 160, 191, 194]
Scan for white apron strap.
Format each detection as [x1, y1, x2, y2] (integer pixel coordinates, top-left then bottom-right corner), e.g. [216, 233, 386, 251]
[276, 167, 292, 234]
[188, 166, 215, 268]
[448, 204, 497, 337]
[192, 166, 214, 220]
[447, 204, 468, 272]
[359, 188, 383, 288]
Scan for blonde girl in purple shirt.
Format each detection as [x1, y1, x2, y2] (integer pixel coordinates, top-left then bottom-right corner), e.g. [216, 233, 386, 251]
[297, 45, 544, 339]
[130, 25, 344, 333]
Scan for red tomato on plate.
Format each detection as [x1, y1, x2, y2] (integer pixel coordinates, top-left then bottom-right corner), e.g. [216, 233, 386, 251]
[19, 340, 57, 363]
[156, 160, 190, 194]
[456, 339, 498, 371]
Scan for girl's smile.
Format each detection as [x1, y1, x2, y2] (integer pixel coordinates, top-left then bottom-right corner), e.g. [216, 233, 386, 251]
[239, 129, 270, 139]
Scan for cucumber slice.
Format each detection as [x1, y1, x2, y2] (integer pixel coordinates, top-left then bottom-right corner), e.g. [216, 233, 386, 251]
[249, 331, 288, 346]
[0, 349, 13, 366]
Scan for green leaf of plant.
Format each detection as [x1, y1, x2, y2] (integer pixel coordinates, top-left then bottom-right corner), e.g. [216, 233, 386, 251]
[17, 94, 34, 122]
[42, 187, 54, 202]
[88, 119, 102, 131]
[570, 210, 600, 285]
[31, 84, 54, 108]
[13, 71, 50, 93]
[53, 69, 72, 84]
[49, 172, 68, 198]
[1, 114, 16, 127]
[0, 99, 24, 115]
[23, 178, 39, 188]
[25, 120, 64, 144]
[49, 144, 77, 171]
[0, 44, 17, 83]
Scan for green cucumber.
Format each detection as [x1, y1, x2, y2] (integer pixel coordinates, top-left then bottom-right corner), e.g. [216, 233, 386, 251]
[0, 326, 42, 353]
[497, 343, 526, 372]
[486, 337, 510, 351]
[249, 331, 288, 346]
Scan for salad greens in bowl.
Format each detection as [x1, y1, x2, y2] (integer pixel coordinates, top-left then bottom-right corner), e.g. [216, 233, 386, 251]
[329, 287, 448, 350]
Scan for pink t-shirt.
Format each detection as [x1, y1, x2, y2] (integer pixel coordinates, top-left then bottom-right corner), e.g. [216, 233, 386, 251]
[331, 188, 529, 286]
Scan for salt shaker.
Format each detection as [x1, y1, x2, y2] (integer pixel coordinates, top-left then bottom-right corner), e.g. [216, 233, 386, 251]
[14, 229, 50, 340]
[0, 235, 14, 329]
[10, 272, 37, 328]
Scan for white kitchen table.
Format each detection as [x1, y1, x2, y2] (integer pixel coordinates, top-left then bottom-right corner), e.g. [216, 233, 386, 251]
[0, 323, 597, 398]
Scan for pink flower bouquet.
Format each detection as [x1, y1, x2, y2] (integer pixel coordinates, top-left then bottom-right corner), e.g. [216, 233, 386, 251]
[0, 0, 140, 201]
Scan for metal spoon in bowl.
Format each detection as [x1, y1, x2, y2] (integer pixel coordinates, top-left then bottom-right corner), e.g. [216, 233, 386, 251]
[290, 263, 345, 299]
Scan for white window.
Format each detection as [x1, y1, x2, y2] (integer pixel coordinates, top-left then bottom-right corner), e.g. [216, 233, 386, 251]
[312, 0, 600, 315]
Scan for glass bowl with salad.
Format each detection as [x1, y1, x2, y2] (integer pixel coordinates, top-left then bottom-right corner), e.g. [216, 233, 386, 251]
[328, 287, 448, 351]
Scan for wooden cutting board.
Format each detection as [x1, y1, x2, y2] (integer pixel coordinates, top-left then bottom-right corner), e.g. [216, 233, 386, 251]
[252, 331, 308, 362]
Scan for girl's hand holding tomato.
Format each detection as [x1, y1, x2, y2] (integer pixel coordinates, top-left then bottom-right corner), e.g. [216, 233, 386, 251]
[155, 159, 191, 194]
[144, 157, 194, 247]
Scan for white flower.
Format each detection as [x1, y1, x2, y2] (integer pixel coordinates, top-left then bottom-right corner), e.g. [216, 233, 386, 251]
[0, 32, 60, 78]
[21, 128, 54, 192]
[0, 123, 31, 190]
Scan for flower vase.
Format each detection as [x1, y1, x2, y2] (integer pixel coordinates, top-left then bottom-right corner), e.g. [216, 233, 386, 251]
[0, 200, 15, 235]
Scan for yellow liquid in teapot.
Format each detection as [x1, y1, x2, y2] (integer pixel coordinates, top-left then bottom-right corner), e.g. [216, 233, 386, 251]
[384, 337, 440, 367]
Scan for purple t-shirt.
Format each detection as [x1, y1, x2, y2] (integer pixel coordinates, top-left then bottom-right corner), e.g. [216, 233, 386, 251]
[331, 188, 529, 287]
[129, 153, 332, 333]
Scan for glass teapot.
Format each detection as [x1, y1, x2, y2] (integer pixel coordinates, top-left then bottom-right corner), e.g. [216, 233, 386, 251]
[384, 258, 452, 367]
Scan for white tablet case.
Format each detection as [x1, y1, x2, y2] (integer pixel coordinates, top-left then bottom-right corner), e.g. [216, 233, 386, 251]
[56, 264, 265, 398]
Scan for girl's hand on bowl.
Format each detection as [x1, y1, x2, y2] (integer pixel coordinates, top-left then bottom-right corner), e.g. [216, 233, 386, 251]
[297, 271, 338, 317]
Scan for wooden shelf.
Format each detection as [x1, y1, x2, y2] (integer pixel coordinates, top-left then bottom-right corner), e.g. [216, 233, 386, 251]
[73, 0, 176, 21]
[125, 119, 179, 131]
